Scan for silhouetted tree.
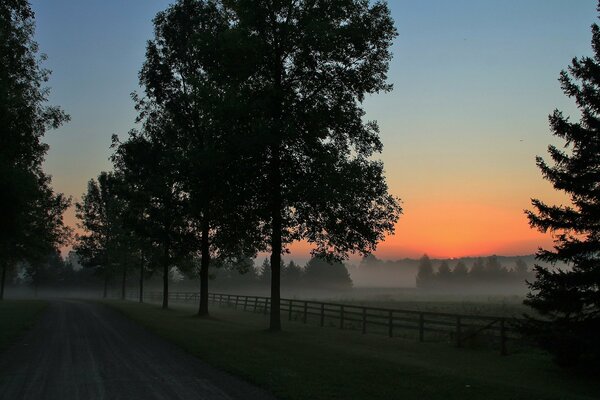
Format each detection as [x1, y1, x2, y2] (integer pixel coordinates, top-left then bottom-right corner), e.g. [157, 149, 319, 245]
[0, 0, 70, 299]
[111, 128, 193, 309]
[416, 254, 434, 288]
[484, 256, 509, 282]
[469, 258, 486, 282]
[453, 261, 469, 280]
[304, 256, 353, 290]
[524, 4, 600, 367]
[75, 172, 132, 298]
[282, 260, 303, 287]
[138, 0, 263, 316]
[437, 261, 451, 280]
[223, 0, 401, 331]
[513, 258, 530, 283]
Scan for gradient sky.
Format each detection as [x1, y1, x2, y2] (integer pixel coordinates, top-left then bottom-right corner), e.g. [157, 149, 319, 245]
[30, 0, 597, 260]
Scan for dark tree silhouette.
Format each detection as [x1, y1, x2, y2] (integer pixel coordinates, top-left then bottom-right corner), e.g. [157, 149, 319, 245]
[111, 128, 192, 309]
[0, 0, 70, 299]
[453, 261, 469, 280]
[416, 254, 434, 288]
[303, 256, 353, 290]
[137, 0, 262, 316]
[437, 260, 452, 280]
[525, 4, 600, 367]
[75, 172, 135, 299]
[222, 0, 401, 331]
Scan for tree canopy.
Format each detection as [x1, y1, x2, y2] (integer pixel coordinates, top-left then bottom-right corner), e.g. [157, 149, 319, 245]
[0, 0, 70, 299]
[524, 3, 600, 368]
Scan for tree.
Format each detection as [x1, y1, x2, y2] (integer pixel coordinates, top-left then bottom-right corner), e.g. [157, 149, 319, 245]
[453, 261, 469, 281]
[524, 4, 600, 367]
[416, 254, 434, 288]
[282, 260, 303, 287]
[0, 0, 70, 299]
[111, 128, 193, 309]
[75, 172, 132, 299]
[436, 260, 452, 285]
[469, 258, 486, 282]
[513, 258, 530, 282]
[259, 258, 272, 285]
[303, 256, 353, 290]
[223, 0, 401, 331]
[137, 0, 263, 316]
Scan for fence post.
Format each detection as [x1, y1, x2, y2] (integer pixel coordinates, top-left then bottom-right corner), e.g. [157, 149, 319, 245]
[303, 301, 308, 324]
[500, 318, 507, 356]
[264, 298, 269, 315]
[288, 300, 293, 321]
[362, 308, 367, 334]
[340, 305, 345, 329]
[320, 303, 325, 327]
[388, 310, 393, 338]
[244, 296, 248, 311]
[235, 295, 239, 309]
[254, 297, 258, 312]
[419, 313, 424, 342]
[456, 316, 462, 348]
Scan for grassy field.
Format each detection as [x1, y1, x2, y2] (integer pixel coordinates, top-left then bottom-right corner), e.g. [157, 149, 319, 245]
[107, 300, 599, 400]
[0, 300, 47, 352]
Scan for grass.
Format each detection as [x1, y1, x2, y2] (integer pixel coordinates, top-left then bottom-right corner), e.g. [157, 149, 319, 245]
[0, 300, 47, 352]
[106, 300, 600, 400]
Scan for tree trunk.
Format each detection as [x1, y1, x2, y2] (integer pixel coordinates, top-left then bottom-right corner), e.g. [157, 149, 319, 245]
[269, 48, 284, 332]
[162, 245, 169, 309]
[103, 274, 108, 299]
[0, 262, 7, 300]
[198, 219, 210, 316]
[121, 266, 127, 300]
[139, 257, 144, 303]
[269, 144, 283, 332]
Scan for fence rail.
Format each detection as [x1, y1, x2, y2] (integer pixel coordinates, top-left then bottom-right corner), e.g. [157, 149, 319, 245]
[138, 291, 523, 355]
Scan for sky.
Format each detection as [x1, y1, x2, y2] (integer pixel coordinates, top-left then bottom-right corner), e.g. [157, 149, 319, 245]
[30, 0, 598, 261]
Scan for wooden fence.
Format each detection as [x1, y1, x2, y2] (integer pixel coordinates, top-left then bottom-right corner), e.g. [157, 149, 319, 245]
[140, 291, 522, 355]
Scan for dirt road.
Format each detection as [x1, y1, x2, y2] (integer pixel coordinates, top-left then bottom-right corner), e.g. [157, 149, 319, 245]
[0, 301, 276, 400]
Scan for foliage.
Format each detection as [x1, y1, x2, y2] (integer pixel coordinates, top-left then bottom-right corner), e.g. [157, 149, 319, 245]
[303, 255, 353, 290]
[211, 0, 401, 330]
[524, 4, 600, 368]
[416, 254, 434, 288]
[0, 0, 70, 298]
[417, 255, 532, 290]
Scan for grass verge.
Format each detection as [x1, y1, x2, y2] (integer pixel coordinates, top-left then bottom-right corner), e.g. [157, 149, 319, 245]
[0, 300, 47, 352]
[106, 301, 600, 400]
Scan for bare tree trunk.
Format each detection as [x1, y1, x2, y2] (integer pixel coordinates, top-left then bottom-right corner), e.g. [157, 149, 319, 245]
[139, 257, 144, 303]
[121, 266, 127, 300]
[1, 262, 7, 300]
[198, 220, 210, 316]
[269, 144, 282, 332]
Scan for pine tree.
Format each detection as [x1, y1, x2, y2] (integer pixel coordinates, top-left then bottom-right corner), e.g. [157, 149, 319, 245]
[524, 3, 600, 367]
[416, 254, 434, 288]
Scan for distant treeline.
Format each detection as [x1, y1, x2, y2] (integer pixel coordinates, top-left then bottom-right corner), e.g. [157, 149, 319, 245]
[415, 254, 533, 289]
[209, 256, 353, 291]
[8, 252, 100, 295]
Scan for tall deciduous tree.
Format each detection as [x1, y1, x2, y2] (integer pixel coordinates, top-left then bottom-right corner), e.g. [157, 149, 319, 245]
[138, 0, 262, 316]
[224, 0, 401, 331]
[525, 4, 600, 367]
[75, 172, 131, 299]
[111, 125, 193, 309]
[0, 0, 70, 299]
